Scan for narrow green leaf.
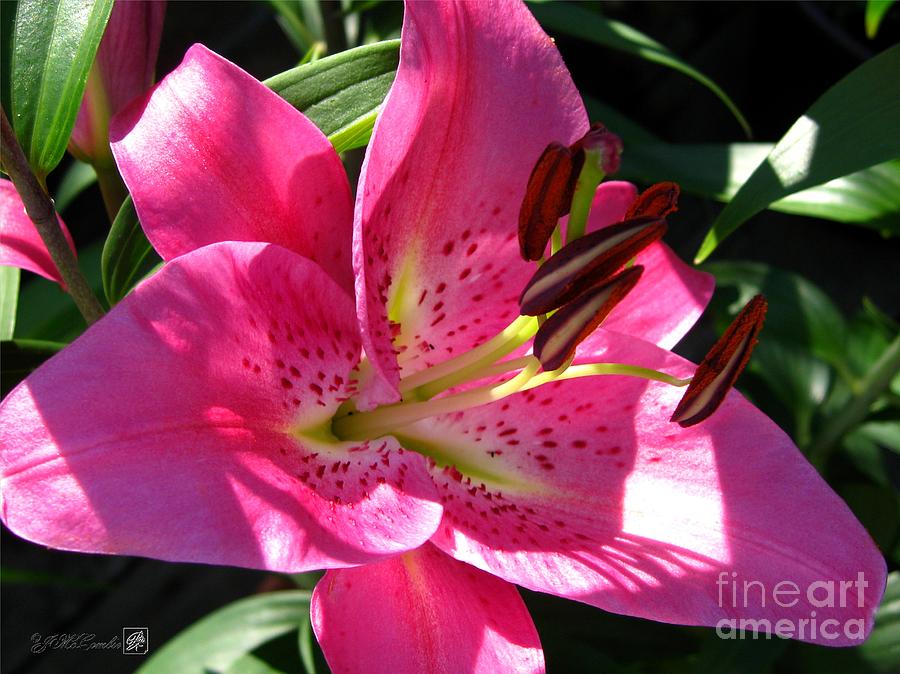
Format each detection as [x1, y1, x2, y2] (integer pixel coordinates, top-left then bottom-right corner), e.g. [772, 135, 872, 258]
[9, 0, 114, 177]
[224, 654, 288, 674]
[266, 39, 399, 148]
[860, 572, 900, 671]
[268, 0, 323, 56]
[529, 2, 751, 137]
[0, 338, 66, 396]
[54, 159, 97, 212]
[0, 267, 20, 340]
[137, 591, 310, 674]
[696, 44, 900, 263]
[866, 0, 896, 39]
[298, 612, 317, 674]
[101, 195, 160, 305]
[621, 144, 900, 230]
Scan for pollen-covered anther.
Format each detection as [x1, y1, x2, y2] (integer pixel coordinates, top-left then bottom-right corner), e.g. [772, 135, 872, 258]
[519, 216, 666, 316]
[625, 181, 680, 219]
[518, 142, 584, 261]
[670, 295, 768, 427]
[533, 265, 644, 371]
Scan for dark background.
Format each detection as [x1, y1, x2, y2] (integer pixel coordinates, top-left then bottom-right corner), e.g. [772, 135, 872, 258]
[2, 2, 898, 673]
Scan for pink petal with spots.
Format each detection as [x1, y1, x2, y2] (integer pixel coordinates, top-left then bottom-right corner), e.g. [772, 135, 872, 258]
[0, 242, 441, 571]
[353, 0, 587, 407]
[110, 44, 353, 293]
[0, 179, 76, 287]
[568, 181, 714, 349]
[402, 332, 885, 645]
[312, 543, 544, 674]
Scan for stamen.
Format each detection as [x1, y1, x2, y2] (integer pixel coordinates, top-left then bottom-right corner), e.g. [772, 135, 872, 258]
[670, 295, 767, 427]
[518, 142, 583, 261]
[533, 266, 644, 370]
[334, 357, 541, 441]
[398, 315, 538, 399]
[625, 181, 680, 219]
[519, 216, 666, 316]
[565, 123, 623, 243]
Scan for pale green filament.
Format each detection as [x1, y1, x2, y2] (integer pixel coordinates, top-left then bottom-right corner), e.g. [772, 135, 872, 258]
[335, 357, 541, 441]
[565, 153, 606, 243]
[523, 363, 691, 390]
[333, 358, 689, 442]
[399, 315, 539, 400]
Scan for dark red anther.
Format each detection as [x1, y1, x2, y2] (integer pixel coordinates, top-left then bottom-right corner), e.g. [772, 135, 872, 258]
[625, 181, 680, 219]
[519, 216, 666, 316]
[518, 142, 584, 261]
[534, 266, 644, 371]
[670, 295, 768, 427]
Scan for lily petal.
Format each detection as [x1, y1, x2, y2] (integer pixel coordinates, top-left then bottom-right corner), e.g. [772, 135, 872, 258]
[110, 44, 353, 293]
[312, 542, 544, 674]
[398, 332, 885, 645]
[573, 181, 715, 349]
[70, 0, 166, 164]
[0, 180, 76, 287]
[0, 242, 441, 571]
[353, 0, 587, 407]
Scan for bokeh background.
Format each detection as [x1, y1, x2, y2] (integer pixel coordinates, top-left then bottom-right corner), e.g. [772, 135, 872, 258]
[2, 1, 899, 672]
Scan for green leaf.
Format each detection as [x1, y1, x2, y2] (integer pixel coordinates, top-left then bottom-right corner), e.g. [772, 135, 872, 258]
[696, 44, 900, 263]
[621, 144, 900, 231]
[223, 654, 288, 674]
[528, 2, 751, 137]
[703, 261, 848, 369]
[843, 421, 900, 492]
[1, 338, 66, 396]
[15, 239, 103, 342]
[298, 612, 317, 674]
[866, 0, 896, 39]
[0, 267, 20, 340]
[137, 591, 310, 674]
[101, 195, 160, 305]
[8, 0, 114, 177]
[859, 571, 900, 672]
[266, 39, 399, 151]
[268, 0, 324, 57]
[54, 159, 97, 212]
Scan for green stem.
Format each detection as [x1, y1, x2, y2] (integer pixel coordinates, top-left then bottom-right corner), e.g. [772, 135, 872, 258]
[95, 164, 129, 223]
[0, 106, 105, 325]
[565, 159, 605, 243]
[808, 333, 900, 469]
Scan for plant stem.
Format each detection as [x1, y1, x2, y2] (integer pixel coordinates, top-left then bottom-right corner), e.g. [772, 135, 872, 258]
[808, 333, 900, 469]
[0, 106, 105, 325]
[95, 164, 128, 223]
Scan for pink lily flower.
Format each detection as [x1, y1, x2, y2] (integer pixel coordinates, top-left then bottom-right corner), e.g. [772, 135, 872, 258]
[0, 1, 885, 671]
[0, 179, 77, 287]
[68, 0, 166, 166]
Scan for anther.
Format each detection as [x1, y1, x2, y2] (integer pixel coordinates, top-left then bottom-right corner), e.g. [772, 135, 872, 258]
[519, 216, 666, 316]
[533, 266, 644, 371]
[518, 142, 584, 261]
[625, 181, 680, 219]
[670, 295, 768, 427]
